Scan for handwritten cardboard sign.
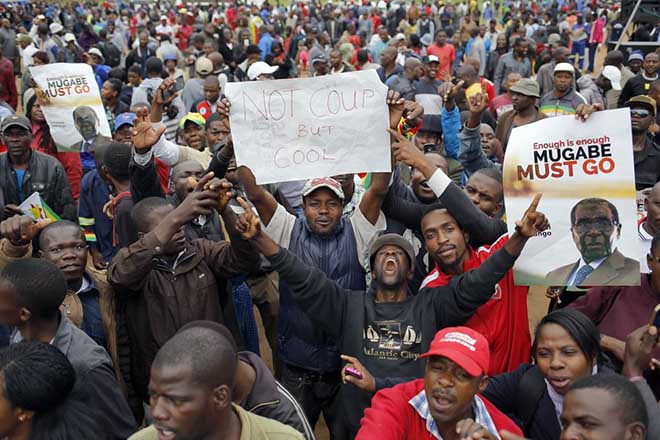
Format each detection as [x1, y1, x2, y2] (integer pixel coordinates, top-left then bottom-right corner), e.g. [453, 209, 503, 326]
[225, 70, 390, 184]
[503, 108, 639, 286]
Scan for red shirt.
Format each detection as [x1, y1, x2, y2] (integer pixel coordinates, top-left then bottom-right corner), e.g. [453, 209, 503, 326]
[177, 25, 193, 51]
[489, 93, 513, 120]
[227, 7, 237, 29]
[480, 78, 496, 103]
[357, 379, 522, 439]
[31, 123, 82, 200]
[0, 58, 17, 110]
[421, 234, 531, 375]
[371, 15, 381, 30]
[426, 43, 455, 79]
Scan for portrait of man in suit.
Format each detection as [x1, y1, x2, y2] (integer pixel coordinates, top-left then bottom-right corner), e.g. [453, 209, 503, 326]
[70, 105, 111, 173]
[545, 198, 639, 286]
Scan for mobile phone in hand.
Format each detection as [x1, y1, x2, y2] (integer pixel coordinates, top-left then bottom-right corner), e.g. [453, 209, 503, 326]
[345, 366, 363, 379]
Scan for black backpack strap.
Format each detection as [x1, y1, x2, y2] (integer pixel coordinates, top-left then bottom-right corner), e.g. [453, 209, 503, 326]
[515, 367, 547, 434]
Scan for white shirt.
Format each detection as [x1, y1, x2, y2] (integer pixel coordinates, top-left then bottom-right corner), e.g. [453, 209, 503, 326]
[155, 24, 174, 39]
[566, 256, 607, 285]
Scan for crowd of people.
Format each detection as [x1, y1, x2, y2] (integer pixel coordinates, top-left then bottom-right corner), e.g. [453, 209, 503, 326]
[0, 0, 659, 439]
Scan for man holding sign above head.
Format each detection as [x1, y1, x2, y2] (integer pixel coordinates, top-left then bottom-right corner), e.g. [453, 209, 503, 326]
[223, 90, 414, 438]
[545, 198, 639, 286]
[387, 130, 541, 376]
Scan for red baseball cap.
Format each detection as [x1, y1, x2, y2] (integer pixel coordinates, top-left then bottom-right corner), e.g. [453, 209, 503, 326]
[419, 327, 490, 377]
[302, 177, 345, 200]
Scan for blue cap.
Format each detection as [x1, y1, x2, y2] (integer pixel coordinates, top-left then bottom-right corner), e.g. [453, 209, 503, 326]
[114, 112, 136, 131]
[164, 53, 178, 61]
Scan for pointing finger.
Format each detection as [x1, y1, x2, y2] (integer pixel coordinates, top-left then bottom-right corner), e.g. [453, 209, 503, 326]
[236, 197, 251, 211]
[194, 172, 215, 192]
[340, 354, 358, 363]
[526, 193, 542, 214]
[453, 80, 465, 91]
[387, 127, 406, 141]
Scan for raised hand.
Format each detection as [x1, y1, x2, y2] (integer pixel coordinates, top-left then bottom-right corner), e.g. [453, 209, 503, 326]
[438, 79, 465, 103]
[623, 324, 659, 378]
[172, 172, 221, 223]
[386, 89, 406, 130]
[387, 128, 426, 169]
[514, 193, 549, 238]
[153, 78, 179, 107]
[0, 215, 53, 246]
[235, 197, 261, 240]
[132, 106, 167, 153]
[468, 92, 489, 115]
[217, 98, 231, 130]
[204, 177, 235, 213]
[402, 100, 424, 125]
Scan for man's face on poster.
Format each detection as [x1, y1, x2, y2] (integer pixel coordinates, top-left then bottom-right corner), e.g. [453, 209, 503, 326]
[571, 203, 621, 263]
[74, 109, 99, 141]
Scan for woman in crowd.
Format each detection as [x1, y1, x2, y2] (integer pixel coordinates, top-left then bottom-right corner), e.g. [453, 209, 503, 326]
[24, 88, 82, 200]
[266, 41, 293, 79]
[0, 341, 100, 440]
[481, 309, 606, 440]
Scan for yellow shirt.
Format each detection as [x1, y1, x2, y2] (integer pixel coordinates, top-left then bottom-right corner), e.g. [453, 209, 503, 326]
[128, 404, 304, 440]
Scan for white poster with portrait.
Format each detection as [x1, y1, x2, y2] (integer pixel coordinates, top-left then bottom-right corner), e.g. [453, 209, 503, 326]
[503, 108, 640, 286]
[29, 63, 111, 152]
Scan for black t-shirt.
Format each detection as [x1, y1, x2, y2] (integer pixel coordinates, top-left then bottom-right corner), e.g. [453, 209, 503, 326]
[268, 245, 516, 435]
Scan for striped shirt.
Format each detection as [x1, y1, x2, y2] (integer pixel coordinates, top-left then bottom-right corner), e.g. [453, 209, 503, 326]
[409, 390, 500, 439]
[538, 89, 588, 117]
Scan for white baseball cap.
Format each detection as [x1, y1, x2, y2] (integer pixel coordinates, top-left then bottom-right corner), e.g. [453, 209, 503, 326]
[553, 62, 575, 74]
[601, 65, 622, 91]
[195, 57, 213, 75]
[88, 47, 105, 63]
[247, 61, 278, 80]
[64, 33, 76, 43]
[49, 22, 64, 34]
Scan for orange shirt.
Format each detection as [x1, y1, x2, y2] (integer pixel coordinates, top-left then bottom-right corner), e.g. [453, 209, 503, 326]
[426, 43, 455, 79]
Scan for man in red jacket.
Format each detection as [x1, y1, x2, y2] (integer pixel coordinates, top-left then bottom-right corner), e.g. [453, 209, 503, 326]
[356, 327, 522, 439]
[420, 211, 532, 376]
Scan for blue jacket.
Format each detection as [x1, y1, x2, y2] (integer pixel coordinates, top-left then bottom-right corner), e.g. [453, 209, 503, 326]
[78, 170, 114, 260]
[258, 33, 273, 60]
[441, 106, 460, 159]
[278, 216, 365, 373]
